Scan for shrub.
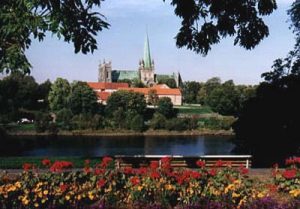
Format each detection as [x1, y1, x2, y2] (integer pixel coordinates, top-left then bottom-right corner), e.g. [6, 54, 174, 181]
[34, 112, 51, 133]
[130, 114, 144, 132]
[165, 118, 188, 131]
[149, 112, 167, 130]
[56, 108, 73, 130]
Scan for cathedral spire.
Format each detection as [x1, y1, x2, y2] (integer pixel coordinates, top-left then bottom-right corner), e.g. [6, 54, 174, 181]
[143, 32, 152, 69]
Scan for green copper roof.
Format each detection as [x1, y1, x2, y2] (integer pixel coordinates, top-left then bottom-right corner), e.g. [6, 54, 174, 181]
[111, 70, 139, 82]
[143, 33, 152, 69]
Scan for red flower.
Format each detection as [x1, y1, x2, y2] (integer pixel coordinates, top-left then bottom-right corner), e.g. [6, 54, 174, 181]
[161, 157, 171, 170]
[23, 163, 32, 171]
[50, 161, 73, 172]
[196, 160, 205, 168]
[130, 176, 140, 185]
[150, 171, 160, 179]
[97, 179, 106, 188]
[60, 184, 69, 192]
[150, 161, 159, 170]
[285, 158, 295, 165]
[123, 167, 133, 174]
[239, 165, 249, 175]
[190, 171, 201, 179]
[215, 160, 224, 167]
[84, 166, 91, 174]
[209, 168, 217, 176]
[85, 159, 90, 165]
[282, 169, 297, 179]
[94, 168, 105, 175]
[100, 156, 113, 168]
[136, 167, 147, 175]
[42, 159, 51, 167]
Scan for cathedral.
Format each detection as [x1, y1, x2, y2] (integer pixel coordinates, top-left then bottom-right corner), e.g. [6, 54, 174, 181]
[98, 34, 182, 87]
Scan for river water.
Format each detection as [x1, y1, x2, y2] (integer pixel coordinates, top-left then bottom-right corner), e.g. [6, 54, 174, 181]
[0, 135, 235, 157]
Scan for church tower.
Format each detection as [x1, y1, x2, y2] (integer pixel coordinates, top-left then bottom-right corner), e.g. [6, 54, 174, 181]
[139, 33, 155, 86]
[98, 60, 112, 82]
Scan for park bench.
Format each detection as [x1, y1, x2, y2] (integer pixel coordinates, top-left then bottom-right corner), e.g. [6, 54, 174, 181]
[114, 155, 252, 169]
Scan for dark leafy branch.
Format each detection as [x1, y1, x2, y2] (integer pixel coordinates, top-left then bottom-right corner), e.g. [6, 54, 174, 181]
[0, 0, 109, 73]
[167, 0, 277, 55]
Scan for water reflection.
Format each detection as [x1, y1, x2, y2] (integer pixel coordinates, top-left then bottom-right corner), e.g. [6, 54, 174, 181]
[0, 135, 235, 157]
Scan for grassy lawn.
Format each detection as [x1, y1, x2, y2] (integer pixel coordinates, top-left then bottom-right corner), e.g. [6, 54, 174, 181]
[175, 105, 213, 115]
[0, 157, 104, 169]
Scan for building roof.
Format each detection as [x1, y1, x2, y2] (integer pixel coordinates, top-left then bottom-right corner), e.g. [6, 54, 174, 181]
[144, 33, 152, 69]
[119, 87, 181, 96]
[96, 91, 111, 101]
[87, 82, 129, 90]
[111, 70, 139, 82]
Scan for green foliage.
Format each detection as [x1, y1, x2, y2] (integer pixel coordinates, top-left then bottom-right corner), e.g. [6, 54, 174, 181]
[205, 80, 240, 116]
[170, 0, 277, 55]
[165, 118, 188, 131]
[69, 81, 98, 115]
[198, 116, 236, 130]
[106, 90, 147, 117]
[233, 2, 300, 167]
[132, 78, 146, 88]
[56, 108, 73, 130]
[0, 0, 109, 73]
[158, 78, 177, 88]
[149, 112, 167, 130]
[130, 114, 144, 132]
[182, 81, 202, 104]
[34, 112, 52, 133]
[157, 97, 175, 119]
[147, 89, 159, 106]
[48, 78, 71, 113]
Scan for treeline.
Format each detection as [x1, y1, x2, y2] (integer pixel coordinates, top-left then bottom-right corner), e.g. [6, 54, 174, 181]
[182, 77, 256, 116]
[0, 73, 243, 134]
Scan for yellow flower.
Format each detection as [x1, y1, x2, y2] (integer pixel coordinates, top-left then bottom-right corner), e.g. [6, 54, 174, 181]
[232, 192, 240, 198]
[38, 192, 43, 198]
[289, 189, 300, 197]
[34, 203, 39, 208]
[165, 184, 173, 191]
[15, 182, 21, 188]
[43, 190, 49, 195]
[257, 192, 265, 198]
[65, 195, 70, 201]
[41, 199, 47, 204]
[77, 195, 82, 200]
[137, 186, 143, 191]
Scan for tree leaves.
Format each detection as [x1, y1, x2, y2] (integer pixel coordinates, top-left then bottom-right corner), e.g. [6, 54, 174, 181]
[0, 0, 109, 73]
[170, 0, 277, 55]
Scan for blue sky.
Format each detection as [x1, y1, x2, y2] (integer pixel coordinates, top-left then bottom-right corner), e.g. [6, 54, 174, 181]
[26, 0, 295, 85]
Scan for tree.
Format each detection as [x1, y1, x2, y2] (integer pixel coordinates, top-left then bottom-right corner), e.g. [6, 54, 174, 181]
[0, 0, 109, 73]
[148, 89, 159, 106]
[233, 1, 300, 167]
[182, 81, 201, 104]
[158, 78, 177, 88]
[48, 78, 71, 113]
[169, 0, 277, 55]
[106, 90, 147, 117]
[157, 97, 175, 119]
[36, 79, 52, 110]
[206, 80, 240, 116]
[0, 72, 39, 121]
[69, 81, 98, 115]
[130, 114, 145, 132]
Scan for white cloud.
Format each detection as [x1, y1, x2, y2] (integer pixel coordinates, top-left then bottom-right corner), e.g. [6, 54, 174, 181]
[276, 0, 294, 5]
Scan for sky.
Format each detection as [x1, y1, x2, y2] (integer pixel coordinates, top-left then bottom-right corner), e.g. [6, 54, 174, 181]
[24, 0, 296, 85]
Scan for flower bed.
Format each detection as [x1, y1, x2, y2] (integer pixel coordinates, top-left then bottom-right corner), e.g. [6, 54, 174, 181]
[0, 157, 299, 209]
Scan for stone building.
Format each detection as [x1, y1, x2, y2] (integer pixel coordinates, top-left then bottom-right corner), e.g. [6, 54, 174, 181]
[98, 34, 182, 87]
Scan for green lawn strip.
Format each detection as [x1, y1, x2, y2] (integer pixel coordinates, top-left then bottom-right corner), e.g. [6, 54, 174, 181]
[175, 105, 213, 114]
[0, 157, 105, 169]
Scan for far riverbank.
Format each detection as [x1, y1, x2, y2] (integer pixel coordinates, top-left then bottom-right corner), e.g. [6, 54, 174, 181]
[7, 129, 234, 137]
